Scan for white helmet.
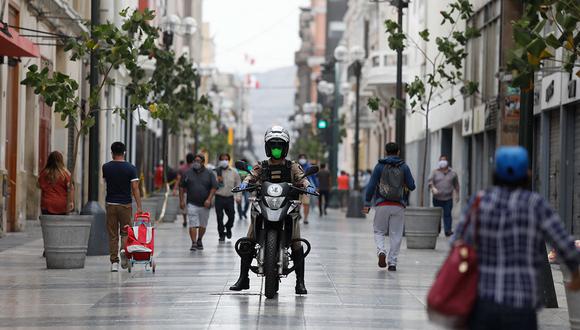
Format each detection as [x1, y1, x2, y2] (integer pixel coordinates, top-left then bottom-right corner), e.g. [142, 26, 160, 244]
[264, 126, 290, 159]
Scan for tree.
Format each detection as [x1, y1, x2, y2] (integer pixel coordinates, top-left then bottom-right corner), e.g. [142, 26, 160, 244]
[21, 8, 162, 211]
[368, 0, 480, 206]
[508, 0, 580, 88]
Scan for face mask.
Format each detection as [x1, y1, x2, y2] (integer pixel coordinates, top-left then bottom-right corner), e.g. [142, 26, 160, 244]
[438, 160, 448, 169]
[271, 148, 283, 159]
[298, 158, 307, 165]
[192, 162, 202, 170]
[219, 160, 229, 168]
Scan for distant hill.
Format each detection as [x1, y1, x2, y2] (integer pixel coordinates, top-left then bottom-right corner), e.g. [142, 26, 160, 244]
[249, 66, 296, 158]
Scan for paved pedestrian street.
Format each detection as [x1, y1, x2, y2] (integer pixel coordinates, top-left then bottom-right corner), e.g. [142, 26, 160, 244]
[0, 210, 572, 329]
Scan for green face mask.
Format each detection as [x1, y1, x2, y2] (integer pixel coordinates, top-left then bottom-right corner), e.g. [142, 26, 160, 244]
[271, 147, 283, 159]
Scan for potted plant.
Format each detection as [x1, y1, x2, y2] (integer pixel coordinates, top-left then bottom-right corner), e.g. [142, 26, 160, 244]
[369, 0, 480, 249]
[21, 8, 161, 269]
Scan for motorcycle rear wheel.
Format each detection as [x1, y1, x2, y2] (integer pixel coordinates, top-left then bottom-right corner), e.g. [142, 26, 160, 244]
[264, 228, 279, 299]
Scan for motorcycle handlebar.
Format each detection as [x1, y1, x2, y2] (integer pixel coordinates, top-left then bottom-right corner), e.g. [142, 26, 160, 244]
[290, 185, 320, 196]
[231, 185, 258, 193]
[231, 184, 319, 196]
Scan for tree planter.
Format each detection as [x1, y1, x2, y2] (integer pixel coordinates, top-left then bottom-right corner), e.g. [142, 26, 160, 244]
[162, 196, 179, 223]
[404, 207, 442, 249]
[140, 199, 158, 223]
[40, 214, 93, 269]
[562, 260, 580, 329]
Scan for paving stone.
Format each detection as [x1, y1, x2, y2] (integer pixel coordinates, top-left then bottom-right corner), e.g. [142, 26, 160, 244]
[0, 209, 570, 329]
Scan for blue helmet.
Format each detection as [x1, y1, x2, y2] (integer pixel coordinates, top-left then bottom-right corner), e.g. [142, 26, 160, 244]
[494, 146, 529, 183]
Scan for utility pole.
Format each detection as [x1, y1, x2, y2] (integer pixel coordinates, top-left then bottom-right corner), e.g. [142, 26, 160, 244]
[394, 0, 407, 159]
[346, 60, 365, 218]
[83, 0, 108, 256]
[519, 86, 558, 308]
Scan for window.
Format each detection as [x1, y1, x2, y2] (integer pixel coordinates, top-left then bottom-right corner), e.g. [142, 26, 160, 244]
[466, 0, 501, 108]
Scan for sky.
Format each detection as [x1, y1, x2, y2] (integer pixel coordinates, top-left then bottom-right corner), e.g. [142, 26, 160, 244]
[203, 0, 309, 74]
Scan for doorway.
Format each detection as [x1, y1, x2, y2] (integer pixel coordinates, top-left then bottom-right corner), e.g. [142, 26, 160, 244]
[5, 5, 20, 231]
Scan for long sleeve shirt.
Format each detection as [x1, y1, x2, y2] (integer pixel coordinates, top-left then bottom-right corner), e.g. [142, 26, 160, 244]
[428, 168, 459, 201]
[243, 160, 310, 188]
[214, 166, 241, 198]
[453, 187, 580, 309]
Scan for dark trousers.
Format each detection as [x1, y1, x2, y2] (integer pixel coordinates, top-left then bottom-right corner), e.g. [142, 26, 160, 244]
[215, 195, 235, 237]
[433, 198, 453, 233]
[236, 191, 250, 218]
[468, 299, 537, 330]
[318, 190, 329, 214]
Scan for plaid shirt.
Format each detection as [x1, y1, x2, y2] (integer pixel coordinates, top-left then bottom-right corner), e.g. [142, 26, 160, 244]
[454, 187, 580, 309]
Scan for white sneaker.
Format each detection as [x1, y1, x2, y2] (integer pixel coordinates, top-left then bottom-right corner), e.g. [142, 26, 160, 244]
[120, 251, 128, 269]
[111, 262, 119, 272]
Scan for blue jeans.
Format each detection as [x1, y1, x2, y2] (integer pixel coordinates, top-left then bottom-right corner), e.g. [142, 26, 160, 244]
[432, 198, 453, 234]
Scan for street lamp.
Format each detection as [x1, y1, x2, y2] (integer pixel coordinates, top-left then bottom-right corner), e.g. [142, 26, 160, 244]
[390, 0, 409, 159]
[160, 14, 198, 50]
[344, 45, 366, 219]
[159, 14, 197, 188]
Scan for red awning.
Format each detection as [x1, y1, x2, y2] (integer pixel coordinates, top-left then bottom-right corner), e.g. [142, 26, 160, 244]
[0, 26, 40, 58]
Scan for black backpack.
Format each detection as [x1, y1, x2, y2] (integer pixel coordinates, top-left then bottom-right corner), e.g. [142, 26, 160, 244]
[378, 161, 405, 202]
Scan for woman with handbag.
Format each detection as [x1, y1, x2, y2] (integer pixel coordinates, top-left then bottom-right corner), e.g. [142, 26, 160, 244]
[441, 146, 580, 329]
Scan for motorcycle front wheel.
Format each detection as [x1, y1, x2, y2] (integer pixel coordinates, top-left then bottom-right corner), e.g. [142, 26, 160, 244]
[264, 228, 279, 299]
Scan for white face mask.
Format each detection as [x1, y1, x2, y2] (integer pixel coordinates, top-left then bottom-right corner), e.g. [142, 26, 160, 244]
[438, 160, 448, 169]
[219, 160, 229, 168]
[298, 158, 307, 165]
[192, 162, 202, 170]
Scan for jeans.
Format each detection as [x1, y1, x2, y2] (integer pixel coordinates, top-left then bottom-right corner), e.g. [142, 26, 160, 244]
[215, 195, 235, 237]
[373, 205, 405, 265]
[468, 299, 537, 330]
[236, 191, 250, 218]
[433, 198, 453, 234]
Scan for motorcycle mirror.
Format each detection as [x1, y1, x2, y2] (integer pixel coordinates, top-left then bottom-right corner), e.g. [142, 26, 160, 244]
[303, 165, 319, 177]
[235, 160, 250, 172]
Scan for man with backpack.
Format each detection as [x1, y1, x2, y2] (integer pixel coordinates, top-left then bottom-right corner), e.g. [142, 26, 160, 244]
[363, 142, 415, 271]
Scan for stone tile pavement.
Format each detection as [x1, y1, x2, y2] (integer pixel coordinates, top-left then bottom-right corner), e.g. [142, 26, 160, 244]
[0, 209, 571, 329]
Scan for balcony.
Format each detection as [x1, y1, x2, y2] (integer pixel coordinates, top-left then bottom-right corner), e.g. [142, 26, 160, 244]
[361, 50, 408, 89]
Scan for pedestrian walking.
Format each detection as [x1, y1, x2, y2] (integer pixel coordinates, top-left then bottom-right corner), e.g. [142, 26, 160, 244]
[317, 164, 331, 216]
[175, 153, 194, 227]
[236, 159, 251, 221]
[298, 154, 318, 224]
[363, 142, 415, 271]
[452, 146, 580, 330]
[337, 171, 350, 210]
[38, 151, 74, 215]
[179, 154, 218, 251]
[214, 153, 241, 242]
[428, 155, 460, 237]
[154, 160, 164, 191]
[102, 142, 142, 272]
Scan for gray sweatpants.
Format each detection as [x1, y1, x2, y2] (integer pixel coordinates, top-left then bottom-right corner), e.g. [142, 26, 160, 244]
[373, 205, 404, 265]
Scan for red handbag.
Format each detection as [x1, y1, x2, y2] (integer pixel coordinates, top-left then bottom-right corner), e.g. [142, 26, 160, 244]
[427, 194, 482, 328]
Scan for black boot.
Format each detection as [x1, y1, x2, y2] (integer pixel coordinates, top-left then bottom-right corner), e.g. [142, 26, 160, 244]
[230, 256, 251, 291]
[293, 248, 307, 295]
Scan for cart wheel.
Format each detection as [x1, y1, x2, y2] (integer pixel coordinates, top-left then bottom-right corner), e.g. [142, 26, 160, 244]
[152, 262, 156, 273]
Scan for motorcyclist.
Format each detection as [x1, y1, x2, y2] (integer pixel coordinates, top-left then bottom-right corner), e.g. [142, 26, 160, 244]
[229, 126, 315, 295]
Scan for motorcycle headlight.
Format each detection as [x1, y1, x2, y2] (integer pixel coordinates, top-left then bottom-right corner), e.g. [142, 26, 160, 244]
[264, 196, 285, 209]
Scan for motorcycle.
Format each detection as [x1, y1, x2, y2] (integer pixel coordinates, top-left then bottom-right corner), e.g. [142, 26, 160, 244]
[232, 160, 319, 299]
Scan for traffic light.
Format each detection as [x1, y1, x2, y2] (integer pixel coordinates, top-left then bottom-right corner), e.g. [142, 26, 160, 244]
[317, 118, 328, 129]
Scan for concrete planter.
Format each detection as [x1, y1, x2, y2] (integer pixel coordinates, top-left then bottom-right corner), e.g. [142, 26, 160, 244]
[162, 196, 179, 223]
[562, 261, 580, 329]
[40, 214, 93, 269]
[140, 199, 158, 223]
[404, 207, 442, 249]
